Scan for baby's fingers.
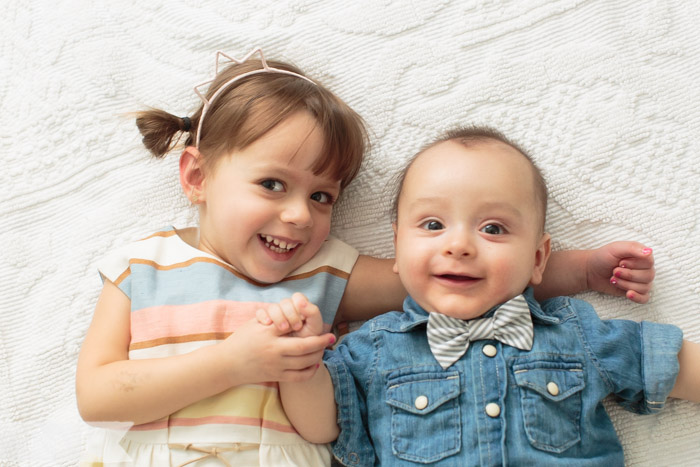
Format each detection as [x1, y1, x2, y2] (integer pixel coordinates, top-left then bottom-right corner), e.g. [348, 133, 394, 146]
[278, 297, 306, 332]
[255, 308, 273, 326]
[291, 292, 320, 320]
[261, 303, 295, 333]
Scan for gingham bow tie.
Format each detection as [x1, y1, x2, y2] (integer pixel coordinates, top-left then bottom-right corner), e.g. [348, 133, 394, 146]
[427, 294, 533, 369]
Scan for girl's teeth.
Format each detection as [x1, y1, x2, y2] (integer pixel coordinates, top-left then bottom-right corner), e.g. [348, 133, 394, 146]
[261, 235, 298, 251]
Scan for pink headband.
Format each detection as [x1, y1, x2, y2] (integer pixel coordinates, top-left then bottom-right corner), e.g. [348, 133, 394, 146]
[192, 48, 316, 148]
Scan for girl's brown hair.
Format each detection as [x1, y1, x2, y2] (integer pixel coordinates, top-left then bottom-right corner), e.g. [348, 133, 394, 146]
[135, 58, 368, 189]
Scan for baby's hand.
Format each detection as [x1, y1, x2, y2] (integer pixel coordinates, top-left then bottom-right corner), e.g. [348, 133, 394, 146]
[586, 241, 654, 303]
[256, 293, 325, 338]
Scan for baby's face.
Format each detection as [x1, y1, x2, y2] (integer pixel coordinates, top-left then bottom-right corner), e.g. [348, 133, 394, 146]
[393, 140, 550, 319]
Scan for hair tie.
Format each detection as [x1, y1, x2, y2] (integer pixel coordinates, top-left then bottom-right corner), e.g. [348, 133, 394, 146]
[181, 116, 192, 132]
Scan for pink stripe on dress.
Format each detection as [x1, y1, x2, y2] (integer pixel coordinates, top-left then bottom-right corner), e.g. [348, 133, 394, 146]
[130, 300, 266, 344]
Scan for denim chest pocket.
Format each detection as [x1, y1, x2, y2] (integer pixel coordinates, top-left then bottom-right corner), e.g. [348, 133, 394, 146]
[512, 359, 585, 453]
[385, 370, 461, 463]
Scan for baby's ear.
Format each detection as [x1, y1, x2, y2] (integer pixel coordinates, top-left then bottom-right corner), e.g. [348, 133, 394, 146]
[179, 147, 205, 203]
[529, 233, 552, 286]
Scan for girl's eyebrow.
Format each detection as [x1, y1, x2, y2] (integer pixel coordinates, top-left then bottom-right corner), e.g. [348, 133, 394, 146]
[251, 165, 341, 191]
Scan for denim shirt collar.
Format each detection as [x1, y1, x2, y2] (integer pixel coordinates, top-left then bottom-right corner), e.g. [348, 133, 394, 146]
[395, 287, 560, 333]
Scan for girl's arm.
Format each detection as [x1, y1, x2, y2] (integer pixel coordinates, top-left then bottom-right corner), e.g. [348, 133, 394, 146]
[669, 340, 700, 403]
[338, 242, 655, 321]
[76, 280, 331, 425]
[279, 365, 339, 444]
[337, 255, 406, 322]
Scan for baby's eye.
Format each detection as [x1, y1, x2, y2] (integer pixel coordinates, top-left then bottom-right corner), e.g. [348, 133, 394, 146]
[481, 224, 504, 235]
[311, 192, 334, 205]
[261, 179, 284, 192]
[421, 220, 444, 231]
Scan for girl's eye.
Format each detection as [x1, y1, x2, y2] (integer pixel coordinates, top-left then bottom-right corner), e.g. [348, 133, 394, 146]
[261, 179, 284, 192]
[422, 220, 444, 231]
[310, 192, 334, 205]
[481, 224, 504, 235]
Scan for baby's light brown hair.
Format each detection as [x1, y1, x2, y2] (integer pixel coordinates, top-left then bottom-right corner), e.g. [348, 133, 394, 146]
[392, 126, 548, 232]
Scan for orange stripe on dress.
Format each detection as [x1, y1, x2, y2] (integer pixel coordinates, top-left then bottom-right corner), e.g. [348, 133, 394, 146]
[127, 257, 349, 286]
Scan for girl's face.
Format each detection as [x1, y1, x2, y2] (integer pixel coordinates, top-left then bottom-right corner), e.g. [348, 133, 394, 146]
[197, 111, 340, 284]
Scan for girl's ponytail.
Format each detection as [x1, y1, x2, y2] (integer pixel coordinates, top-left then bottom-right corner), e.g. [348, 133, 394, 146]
[135, 108, 193, 158]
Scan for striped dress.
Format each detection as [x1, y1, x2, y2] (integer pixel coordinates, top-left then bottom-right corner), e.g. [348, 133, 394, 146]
[85, 227, 358, 466]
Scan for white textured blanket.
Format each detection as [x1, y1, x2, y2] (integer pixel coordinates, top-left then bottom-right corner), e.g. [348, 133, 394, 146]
[2, 1, 699, 465]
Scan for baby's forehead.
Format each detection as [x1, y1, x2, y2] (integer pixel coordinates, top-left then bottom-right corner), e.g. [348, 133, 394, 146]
[403, 138, 542, 205]
[407, 139, 530, 180]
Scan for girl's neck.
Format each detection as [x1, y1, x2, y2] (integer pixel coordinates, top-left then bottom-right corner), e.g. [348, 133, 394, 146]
[175, 226, 200, 250]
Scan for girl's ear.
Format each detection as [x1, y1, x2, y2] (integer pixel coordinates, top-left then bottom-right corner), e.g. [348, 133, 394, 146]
[180, 147, 205, 204]
[529, 232, 552, 286]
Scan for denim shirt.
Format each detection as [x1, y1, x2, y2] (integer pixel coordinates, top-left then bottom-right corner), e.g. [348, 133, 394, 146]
[324, 288, 682, 466]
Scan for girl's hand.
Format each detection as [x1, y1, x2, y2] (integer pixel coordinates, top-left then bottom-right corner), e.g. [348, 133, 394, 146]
[225, 311, 335, 384]
[586, 242, 655, 303]
[256, 293, 325, 338]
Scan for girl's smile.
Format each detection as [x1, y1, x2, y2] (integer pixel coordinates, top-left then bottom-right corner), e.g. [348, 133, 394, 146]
[259, 234, 301, 256]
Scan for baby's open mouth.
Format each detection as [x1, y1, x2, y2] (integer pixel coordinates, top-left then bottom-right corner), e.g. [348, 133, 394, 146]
[260, 234, 300, 253]
[438, 274, 478, 282]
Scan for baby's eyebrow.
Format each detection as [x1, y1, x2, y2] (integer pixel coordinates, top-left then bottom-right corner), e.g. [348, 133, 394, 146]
[478, 201, 524, 219]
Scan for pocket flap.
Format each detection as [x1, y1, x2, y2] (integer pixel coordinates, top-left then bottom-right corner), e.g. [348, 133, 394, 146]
[513, 361, 584, 401]
[386, 371, 460, 415]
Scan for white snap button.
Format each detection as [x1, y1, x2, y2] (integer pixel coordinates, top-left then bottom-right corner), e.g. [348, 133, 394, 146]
[485, 403, 501, 418]
[482, 344, 497, 357]
[415, 395, 429, 410]
[547, 382, 560, 396]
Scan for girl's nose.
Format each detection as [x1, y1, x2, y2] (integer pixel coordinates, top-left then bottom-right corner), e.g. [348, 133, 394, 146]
[280, 198, 313, 228]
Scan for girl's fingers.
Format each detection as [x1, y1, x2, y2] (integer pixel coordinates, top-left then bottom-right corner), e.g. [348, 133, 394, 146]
[625, 289, 650, 304]
[618, 256, 655, 271]
[280, 351, 324, 371]
[612, 266, 655, 285]
[280, 333, 336, 357]
[609, 276, 652, 304]
[617, 246, 654, 270]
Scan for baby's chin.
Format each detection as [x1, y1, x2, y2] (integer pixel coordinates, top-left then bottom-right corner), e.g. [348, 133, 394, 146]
[421, 300, 496, 321]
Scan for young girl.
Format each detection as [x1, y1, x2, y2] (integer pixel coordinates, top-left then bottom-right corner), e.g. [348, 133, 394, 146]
[76, 50, 656, 466]
[274, 126, 700, 466]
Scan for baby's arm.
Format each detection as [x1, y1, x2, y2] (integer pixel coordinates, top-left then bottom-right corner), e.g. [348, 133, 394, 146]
[669, 340, 700, 403]
[76, 281, 332, 425]
[280, 364, 339, 443]
[269, 294, 340, 443]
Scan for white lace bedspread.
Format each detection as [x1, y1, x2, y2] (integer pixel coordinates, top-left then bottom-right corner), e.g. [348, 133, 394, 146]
[2, 1, 699, 465]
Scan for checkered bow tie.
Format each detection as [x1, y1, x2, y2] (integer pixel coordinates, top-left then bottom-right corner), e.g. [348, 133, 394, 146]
[427, 294, 533, 369]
